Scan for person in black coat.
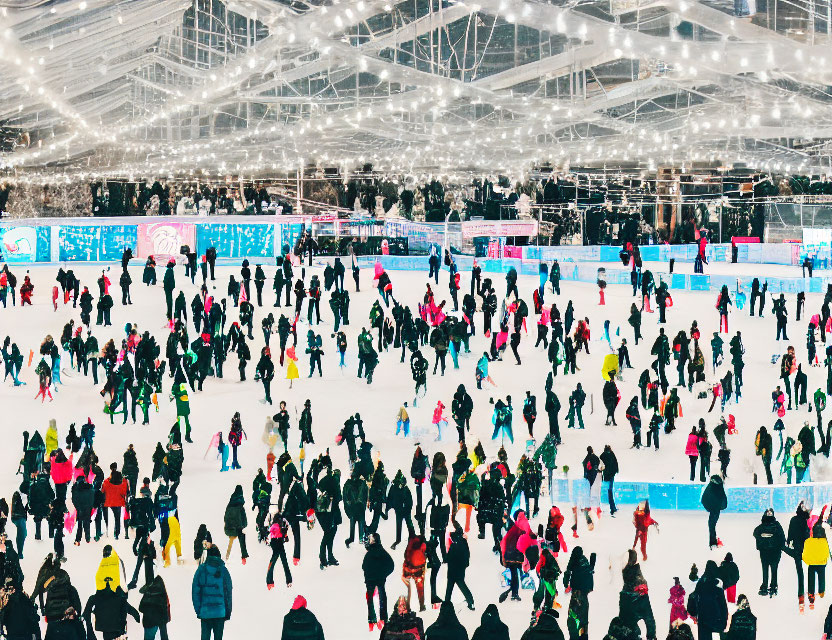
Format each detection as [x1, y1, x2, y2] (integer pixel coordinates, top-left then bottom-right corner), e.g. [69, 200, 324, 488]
[425, 601, 468, 640]
[280, 595, 325, 640]
[752, 508, 784, 597]
[386, 471, 414, 549]
[29, 472, 55, 540]
[701, 475, 727, 549]
[600, 445, 619, 516]
[362, 533, 395, 628]
[688, 560, 728, 639]
[205, 247, 217, 281]
[785, 502, 810, 606]
[1, 579, 40, 638]
[471, 603, 509, 640]
[563, 547, 595, 639]
[44, 606, 86, 640]
[70, 476, 94, 545]
[477, 469, 506, 552]
[445, 524, 475, 610]
[138, 575, 170, 639]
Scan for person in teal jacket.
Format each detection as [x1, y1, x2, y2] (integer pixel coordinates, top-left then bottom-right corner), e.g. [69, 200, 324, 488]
[192, 545, 233, 639]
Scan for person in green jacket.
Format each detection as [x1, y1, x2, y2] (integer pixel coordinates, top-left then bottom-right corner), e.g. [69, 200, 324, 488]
[533, 434, 558, 505]
[171, 383, 192, 443]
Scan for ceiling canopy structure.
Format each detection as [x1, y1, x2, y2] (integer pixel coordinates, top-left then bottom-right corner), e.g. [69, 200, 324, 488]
[2, 0, 832, 179]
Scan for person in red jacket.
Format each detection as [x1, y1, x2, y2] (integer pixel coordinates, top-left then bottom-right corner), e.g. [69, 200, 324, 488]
[101, 463, 129, 540]
[20, 275, 34, 306]
[632, 500, 659, 561]
[401, 534, 427, 612]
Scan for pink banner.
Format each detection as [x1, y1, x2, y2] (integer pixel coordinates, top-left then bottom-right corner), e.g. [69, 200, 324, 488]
[137, 222, 195, 261]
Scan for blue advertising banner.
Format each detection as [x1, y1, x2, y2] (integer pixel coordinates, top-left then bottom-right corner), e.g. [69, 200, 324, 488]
[197, 224, 275, 258]
[36, 227, 51, 262]
[59, 226, 100, 261]
[0, 226, 38, 262]
[99, 225, 137, 262]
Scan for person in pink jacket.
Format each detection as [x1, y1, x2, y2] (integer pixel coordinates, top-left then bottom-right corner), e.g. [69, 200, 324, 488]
[432, 401, 448, 441]
[685, 427, 700, 482]
[499, 510, 532, 603]
[50, 449, 74, 502]
[668, 576, 688, 627]
[535, 306, 551, 349]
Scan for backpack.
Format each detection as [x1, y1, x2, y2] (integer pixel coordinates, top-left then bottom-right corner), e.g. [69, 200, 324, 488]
[383, 628, 420, 640]
[316, 493, 331, 514]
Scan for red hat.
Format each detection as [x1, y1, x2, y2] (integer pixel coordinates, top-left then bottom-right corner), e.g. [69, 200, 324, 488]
[291, 595, 307, 610]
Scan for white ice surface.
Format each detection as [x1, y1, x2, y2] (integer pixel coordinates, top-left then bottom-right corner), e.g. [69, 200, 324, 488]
[0, 260, 828, 639]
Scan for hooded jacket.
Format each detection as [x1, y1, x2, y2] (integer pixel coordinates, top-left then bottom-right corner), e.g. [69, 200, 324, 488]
[689, 561, 728, 631]
[280, 595, 325, 640]
[753, 511, 785, 557]
[191, 554, 232, 620]
[362, 539, 395, 586]
[701, 475, 727, 513]
[43, 571, 83, 622]
[471, 604, 509, 640]
[223, 486, 247, 536]
[139, 575, 171, 629]
[425, 601, 468, 640]
[101, 471, 128, 508]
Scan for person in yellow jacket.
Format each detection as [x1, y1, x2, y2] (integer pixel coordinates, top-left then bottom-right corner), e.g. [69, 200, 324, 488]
[396, 403, 410, 437]
[45, 419, 58, 460]
[162, 513, 182, 567]
[95, 544, 125, 590]
[802, 521, 830, 609]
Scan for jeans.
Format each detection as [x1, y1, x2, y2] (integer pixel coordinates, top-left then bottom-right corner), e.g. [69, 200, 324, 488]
[793, 555, 805, 597]
[707, 510, 720, 547]
[809, 565, 825, 596]
[266, 542, 292, 586]
[75, 517, 91, 544]
[226, 533, 248, 560]
[346, 515, 365, 545]
[760, 554, 779, 591]
[366, 581, 388, 623]
[393, 512, 415, 546]
[200, 618, 225, 640]
[605, 479, 617, 514]
[445, 573, 474, 606]
[12, 517, 26, 557]
[103, 506, 122, 538]
[144, 625, 170, 640]
[508, 565, 520, 598]
[318, 513, 336, 564]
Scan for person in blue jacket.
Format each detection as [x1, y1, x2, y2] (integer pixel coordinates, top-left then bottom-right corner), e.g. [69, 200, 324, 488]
[192, 545, 232, 639]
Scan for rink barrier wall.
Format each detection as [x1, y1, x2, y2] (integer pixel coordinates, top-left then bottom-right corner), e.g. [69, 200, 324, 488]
[553, 478, 832, 513]
[0, 216, 806, 270]
[357, 255, 828, 294]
